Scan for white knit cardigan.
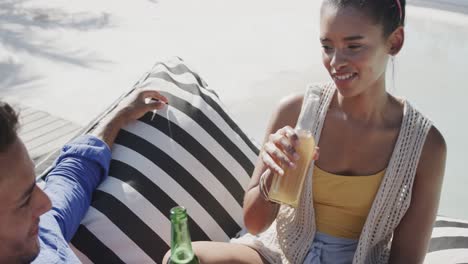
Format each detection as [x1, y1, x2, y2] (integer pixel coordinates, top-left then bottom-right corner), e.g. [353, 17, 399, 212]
[232, 83, 433, 264]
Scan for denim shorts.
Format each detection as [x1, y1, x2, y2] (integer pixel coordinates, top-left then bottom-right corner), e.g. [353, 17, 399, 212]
[302, 232, 358, 264]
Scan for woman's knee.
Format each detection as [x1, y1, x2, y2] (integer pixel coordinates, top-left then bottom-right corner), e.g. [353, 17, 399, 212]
[162, 249, 170, 264]
[192, 241, 266, 264]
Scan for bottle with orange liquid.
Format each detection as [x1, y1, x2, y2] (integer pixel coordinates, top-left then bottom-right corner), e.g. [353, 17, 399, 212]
[268, 90, 319, 208]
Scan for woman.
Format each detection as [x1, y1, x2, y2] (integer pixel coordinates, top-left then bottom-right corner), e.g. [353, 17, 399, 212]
[164, 0, 446, 263]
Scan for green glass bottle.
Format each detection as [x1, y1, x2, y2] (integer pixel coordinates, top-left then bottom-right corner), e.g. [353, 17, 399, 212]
[167, 206, 200, 264]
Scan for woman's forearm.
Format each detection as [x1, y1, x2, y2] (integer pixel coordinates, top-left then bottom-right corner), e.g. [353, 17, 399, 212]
[243, 171, 280, 235]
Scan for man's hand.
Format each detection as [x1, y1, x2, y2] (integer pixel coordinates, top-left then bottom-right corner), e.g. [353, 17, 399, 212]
[91, 89, 168, 148]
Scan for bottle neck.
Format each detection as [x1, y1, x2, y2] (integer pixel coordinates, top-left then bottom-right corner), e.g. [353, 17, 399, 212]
[169, 207, 197, 264]
[296, 89, 320, 134]
[171, 216, 193, 249]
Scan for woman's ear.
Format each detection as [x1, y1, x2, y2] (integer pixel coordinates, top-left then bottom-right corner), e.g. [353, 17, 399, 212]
[388, 26, 405, 56]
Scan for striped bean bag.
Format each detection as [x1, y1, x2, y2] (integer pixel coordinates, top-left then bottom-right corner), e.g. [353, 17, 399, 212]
[70, 57, 259, 263]
[426, 216, 468, 263]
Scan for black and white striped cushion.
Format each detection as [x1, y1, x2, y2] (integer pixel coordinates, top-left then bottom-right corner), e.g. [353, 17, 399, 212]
[426, 216, 468, 263]
[70, 57, 260, 263]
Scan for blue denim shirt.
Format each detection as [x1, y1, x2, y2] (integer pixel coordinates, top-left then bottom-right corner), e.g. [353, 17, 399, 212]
[32, 135, 111, 264]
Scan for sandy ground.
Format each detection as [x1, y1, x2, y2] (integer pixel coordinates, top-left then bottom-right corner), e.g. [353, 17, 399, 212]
[1, 0, 468, 219]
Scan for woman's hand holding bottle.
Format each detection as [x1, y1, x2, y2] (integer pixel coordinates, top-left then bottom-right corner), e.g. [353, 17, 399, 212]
[260, 126, 319, 208]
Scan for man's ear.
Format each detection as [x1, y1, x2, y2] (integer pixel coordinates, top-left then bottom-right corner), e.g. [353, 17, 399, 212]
[388, 26, 405, 56]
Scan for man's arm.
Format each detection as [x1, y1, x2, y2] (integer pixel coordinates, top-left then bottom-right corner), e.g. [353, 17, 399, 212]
[43, 135, 112, 241]
[91, 89, 169, 149]
[41, 89, 168, 242]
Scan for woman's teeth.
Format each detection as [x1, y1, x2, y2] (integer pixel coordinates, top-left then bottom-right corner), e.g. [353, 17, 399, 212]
[334, 73, 355, 80]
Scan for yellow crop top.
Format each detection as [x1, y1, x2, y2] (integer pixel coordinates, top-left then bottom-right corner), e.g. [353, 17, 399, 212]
[312, 165, 385, 239]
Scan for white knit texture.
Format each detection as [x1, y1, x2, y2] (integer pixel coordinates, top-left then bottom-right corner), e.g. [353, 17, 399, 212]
[232, 83, 433, 264]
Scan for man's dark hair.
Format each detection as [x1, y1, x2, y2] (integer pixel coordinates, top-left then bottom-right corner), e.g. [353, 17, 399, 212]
[324, 0, 406, 37]
[0, 101, 19, 152]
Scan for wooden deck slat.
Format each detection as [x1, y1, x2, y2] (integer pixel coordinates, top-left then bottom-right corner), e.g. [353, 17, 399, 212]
[20, 111, 49, 124]
[22, 119, 69, 143]
[19, 116, 62, 135]
[27, 123, 81, 151]
[29, 127, 82, 163]
[14, 104, 83, 167]
[16, 105, 29, 111]
[18, 107, 38, 118]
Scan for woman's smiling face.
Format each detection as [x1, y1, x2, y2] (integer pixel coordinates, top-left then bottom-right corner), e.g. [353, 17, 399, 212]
[320, 3, 394, 97]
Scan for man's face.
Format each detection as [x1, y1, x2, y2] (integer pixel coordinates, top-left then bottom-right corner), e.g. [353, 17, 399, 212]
[0, 138, 51, 263]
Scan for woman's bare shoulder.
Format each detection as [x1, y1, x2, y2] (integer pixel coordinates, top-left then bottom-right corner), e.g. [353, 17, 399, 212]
[265, 93, 304, 133]
[417, 125, 447, 180]
[426, 126, 447, 152]
[278, 93, 304, 113]
[423, 126, 446, 162]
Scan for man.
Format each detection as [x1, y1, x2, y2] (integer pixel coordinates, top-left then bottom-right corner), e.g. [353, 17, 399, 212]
[0, 89, 168, 263]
